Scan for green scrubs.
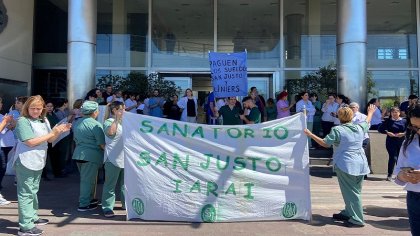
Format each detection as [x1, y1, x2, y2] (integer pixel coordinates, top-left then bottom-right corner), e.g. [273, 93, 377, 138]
[246, 107, 261, 124]
[218, 105, 242, 125]
[102, 118, 125, 212]
[72, 117, 105, 207]
[14, 117, 49, 230]
[102, 162, 124, 211]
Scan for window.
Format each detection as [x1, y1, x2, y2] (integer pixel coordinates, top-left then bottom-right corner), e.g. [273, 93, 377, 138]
[377, 48, 409, 60]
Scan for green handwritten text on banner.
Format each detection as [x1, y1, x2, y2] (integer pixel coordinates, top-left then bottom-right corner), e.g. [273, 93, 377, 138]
[123, 113, 311, 222]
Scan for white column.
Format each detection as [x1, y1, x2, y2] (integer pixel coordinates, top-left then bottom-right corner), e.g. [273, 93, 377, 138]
[337, 0, 367, 109]
[67, 0, 97, 106]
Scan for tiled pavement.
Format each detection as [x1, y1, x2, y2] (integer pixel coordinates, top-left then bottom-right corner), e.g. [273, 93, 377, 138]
[0, 167, 411, 236]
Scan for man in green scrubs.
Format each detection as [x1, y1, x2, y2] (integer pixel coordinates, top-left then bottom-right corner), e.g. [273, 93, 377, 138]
[240, 96, 261, 124]
[72, 101, 105, 211]
[214, 97, 243, 125]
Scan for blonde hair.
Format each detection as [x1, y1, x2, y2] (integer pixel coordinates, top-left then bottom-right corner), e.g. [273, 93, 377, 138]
[337, 107, 354, 124]
[21, 95, 47, 119]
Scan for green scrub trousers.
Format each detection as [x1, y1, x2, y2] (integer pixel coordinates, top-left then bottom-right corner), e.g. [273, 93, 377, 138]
[77, 161, 101, 207]
[102, 161, 125, 212]
[335, 166, 365, 225]
[15, 159, 42, 231]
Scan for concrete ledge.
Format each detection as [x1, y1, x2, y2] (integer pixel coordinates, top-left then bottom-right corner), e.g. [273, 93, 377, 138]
[369, 131, 388, 175]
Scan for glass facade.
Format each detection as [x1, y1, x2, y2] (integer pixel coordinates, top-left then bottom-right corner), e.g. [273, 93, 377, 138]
[152, 0, 214, 68]
[218, 0, 280, 68]
[32, 0, 420, 101]
[283, 0, 337, 68]
[97, 0, 149, 68]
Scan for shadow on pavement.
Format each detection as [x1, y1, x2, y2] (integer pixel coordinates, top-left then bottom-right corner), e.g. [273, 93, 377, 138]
[382, 195, 406, 200]
[366, 218, 410, 231]
[364, 205, 407, 218]
[310, 167, 334, 178]
[309, 214, 343, 227]
[365, 176, 386, 182]
[364, 205, 410, 231]
[0, 218, 18, 235]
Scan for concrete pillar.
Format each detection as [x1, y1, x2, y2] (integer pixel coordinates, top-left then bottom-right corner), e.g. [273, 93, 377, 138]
[307, 0, 321, 66]
[337, 0, 367, 110]
[67, 0, 97, 106]
[113, 0, 126, 34]
[286, 14, 303, 61]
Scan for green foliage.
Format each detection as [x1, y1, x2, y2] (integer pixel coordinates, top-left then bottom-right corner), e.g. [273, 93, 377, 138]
[286, 65, 377, 102]
[96, 72, 181, 99]
[366, 71, 377, 98]
[286, 64, 337, 102]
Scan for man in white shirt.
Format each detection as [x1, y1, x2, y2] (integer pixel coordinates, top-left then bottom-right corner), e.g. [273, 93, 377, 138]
[124, 93, 138, 113]
[106, 90, 124, 104]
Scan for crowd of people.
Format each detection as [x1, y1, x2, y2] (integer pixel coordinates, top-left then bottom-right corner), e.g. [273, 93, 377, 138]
[0, 85, 419, 235]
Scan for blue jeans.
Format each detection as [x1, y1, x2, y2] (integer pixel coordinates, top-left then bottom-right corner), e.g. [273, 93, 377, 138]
[0, 147, 12, 191]
[0, 150, 5, 191]
[407, 191, 420, 236]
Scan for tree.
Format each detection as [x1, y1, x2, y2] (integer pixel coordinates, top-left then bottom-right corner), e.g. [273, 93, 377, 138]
[96, 72, 181, 99]
[285, 64, 376, 102]
[286, 64, 337, 102]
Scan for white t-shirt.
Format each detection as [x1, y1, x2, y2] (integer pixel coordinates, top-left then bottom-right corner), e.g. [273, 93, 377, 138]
[0, 114, 15, 147]
[125, 99, 137, 113]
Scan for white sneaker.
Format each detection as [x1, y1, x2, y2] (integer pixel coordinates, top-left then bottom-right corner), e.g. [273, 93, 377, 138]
[0, 194, 11, 205]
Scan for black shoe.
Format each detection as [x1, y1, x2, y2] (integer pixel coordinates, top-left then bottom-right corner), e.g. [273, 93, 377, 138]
[90, 199, 100, 205]
[18, 227, 44, 236]
[103, 210, 115, 218]
[77, 203, 98, 212]
[332, 213, 350, 221]
[34, 218, 49, 226]
[343, 220, 365, 228]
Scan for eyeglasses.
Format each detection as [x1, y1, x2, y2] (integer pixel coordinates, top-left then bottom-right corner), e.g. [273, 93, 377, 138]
[408, 125, 420, 132]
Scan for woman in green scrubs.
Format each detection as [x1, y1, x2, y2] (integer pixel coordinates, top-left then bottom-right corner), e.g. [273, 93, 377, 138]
[14, 95, 71, 236]
[72, 101, 105, 212]
[102, 101, 125, 217]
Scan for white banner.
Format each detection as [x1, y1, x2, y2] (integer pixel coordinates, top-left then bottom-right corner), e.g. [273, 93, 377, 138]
[123, 113, 311, 222]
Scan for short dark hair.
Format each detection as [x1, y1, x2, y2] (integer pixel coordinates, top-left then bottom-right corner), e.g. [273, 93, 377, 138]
[242, 96, 253, 103]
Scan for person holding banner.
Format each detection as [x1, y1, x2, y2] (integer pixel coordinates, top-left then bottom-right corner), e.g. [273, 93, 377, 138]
[72, 101, 105, 212]
[101, 101, 125, 218]
[296, 91, 316, 149]
[240, 96, 261, 124]
[178, 88, 198, 123]
[13, 95, 71, 236]
[304, 104, 376, 228]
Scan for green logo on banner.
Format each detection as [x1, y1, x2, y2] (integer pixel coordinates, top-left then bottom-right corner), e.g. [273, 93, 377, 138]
[132, 198, 144, 216]
[201, 204, 217, 222]
[282, 202, 297, 219]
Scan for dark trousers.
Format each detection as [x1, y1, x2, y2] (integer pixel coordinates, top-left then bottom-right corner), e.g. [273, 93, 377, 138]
[321, 121, 335, 137]
[0, 147, 13, 191]
[385, 139, 404, 177]
[407, 191, 420, 236]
